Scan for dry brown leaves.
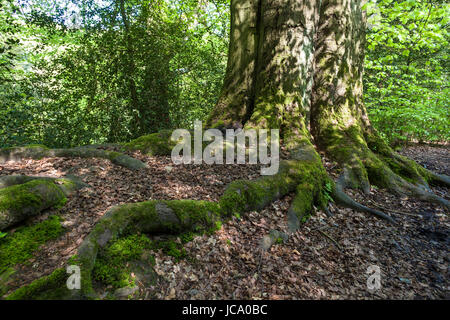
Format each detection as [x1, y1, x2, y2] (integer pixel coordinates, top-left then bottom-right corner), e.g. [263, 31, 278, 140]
[0, 145, 448, 299]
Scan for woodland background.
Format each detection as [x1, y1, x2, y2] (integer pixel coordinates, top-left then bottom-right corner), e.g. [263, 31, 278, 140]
[0, 0, 448, 148]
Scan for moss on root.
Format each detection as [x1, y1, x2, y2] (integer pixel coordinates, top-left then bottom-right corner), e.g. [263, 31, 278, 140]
[123, 130, 176, 156]
[219, 157, 330, 220]
[0, 216, 63, 274]
[5, 268, 73, 300]
[0, 179, 67, 231]
[0, 145, 147, 170]
[93, 234, 154, 289]
[73, 199, 222, 298]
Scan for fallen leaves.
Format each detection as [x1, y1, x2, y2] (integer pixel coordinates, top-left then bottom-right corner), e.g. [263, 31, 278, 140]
[0, 145, 448, 300]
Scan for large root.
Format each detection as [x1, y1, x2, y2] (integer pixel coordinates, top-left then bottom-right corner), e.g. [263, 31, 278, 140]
[315, 126, 449, 210]
[0, 145, 147, 170]
[73, 200, 222, 298]
[4, 133, 410, 299]
[68, 142, 396, 299]
[332, 175, 396, 224]
[0, 176, 86, 230]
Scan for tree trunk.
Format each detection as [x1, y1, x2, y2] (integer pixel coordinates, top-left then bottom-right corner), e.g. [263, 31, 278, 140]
[119, 0, 144, 136]
[207, 0, 449, 207]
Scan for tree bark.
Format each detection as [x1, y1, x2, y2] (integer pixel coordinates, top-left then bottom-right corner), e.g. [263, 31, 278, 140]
[206, 0, 449, 207]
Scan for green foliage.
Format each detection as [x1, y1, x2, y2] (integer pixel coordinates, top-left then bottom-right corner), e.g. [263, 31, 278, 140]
[1, 0, 447, 148]
[323, 181, 334, 203]
[0, 0, 21, 83]
[0, 0, 229, 148]
[0, 215, 63, 274]
[364, 0, 449, 144]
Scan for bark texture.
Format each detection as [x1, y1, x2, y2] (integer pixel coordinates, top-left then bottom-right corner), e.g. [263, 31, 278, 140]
[207, 0, 449, 207]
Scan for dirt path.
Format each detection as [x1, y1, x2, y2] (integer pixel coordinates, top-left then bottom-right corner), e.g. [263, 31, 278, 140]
[0, 145, 448, 299]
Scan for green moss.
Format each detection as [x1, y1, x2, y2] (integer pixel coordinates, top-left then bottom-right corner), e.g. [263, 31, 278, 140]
[93, 234, 153, 289]
[151, 239, 187, 261]
[180, 232, 195, 244]
[107, 151, 122, 160]
[6, 268, 71, 300]
[381, 157, 415, 183]
[0, 267, 16, 297]
[0, 216, 63, 274]
[365, 133, 393, 157]
[320, 125, 368, 162]
[0, 179, 67, 215]
[123, 130, 176, 156]
[364, 155, 394, 188]
[0, 184, 41, 213]
[219, 159, 329, 219]
[165, 200, 220, 228]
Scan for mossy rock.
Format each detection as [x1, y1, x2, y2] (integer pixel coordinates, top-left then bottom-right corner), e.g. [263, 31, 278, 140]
[0, 175, 88, 196]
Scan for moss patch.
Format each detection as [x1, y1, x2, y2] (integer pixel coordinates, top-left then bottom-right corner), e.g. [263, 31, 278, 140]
[0, 179, 67, 230]
[0, 179, 67, 213]
[6, 268, 71, 300]
[93, 234, 154, 289]
[219, 159, 330, 218]
[123, 130, 176, 156]
[0, 216, 63, 274]
[151, 238, 187, 261]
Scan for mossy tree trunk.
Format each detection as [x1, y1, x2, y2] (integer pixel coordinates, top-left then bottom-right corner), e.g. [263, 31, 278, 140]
[207, 0, 449, 207]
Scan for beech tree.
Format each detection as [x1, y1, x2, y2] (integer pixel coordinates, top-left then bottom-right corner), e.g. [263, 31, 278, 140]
[207, 0, 449, 208]
[2, 0, 449, 299]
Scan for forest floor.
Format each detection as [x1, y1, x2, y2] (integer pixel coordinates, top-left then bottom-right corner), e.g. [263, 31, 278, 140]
[0, 145, 448, 299]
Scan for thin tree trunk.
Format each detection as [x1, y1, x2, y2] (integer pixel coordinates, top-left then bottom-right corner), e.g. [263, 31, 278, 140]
[119, 0, 144, 136]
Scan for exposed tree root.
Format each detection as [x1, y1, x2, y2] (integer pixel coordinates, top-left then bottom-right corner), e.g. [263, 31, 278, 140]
[0, 145, 147, 170]
[24, 149, 330, 299]
[332, 175, 396, 224]
[73, 200, 221, 298]
[0, 176, 86, 231]
[6, 132, 446, 300]
[312, 126, 449, 211]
